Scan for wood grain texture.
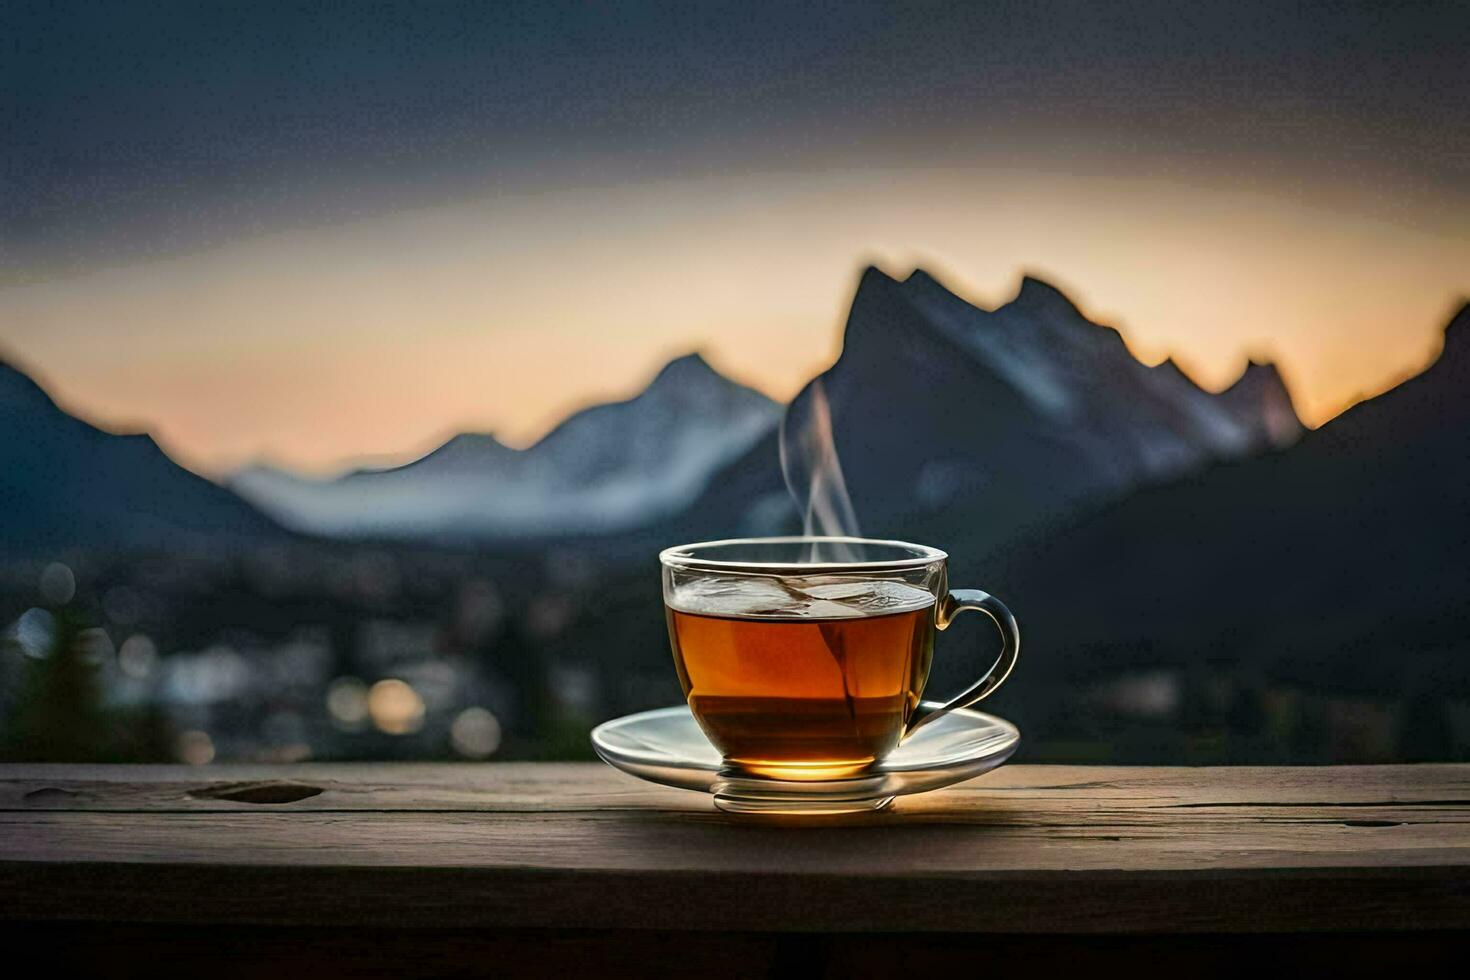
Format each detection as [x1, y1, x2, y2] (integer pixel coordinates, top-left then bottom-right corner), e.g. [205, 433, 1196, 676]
[1, 763, 1466, 934]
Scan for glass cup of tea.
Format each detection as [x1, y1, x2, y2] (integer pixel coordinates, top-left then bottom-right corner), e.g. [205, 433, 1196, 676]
[661, 536, 1019, 782]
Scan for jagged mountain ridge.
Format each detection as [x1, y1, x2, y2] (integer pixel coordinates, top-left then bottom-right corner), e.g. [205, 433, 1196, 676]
[691, 266, 1302, 550]
[230, 352, 783, 539]
[966, 300, 1470, 711]
[0, 361, 282, 553]
[905, 270, 1299, 462]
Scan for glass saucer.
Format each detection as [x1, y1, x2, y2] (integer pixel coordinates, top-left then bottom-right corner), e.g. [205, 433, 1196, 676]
[591, 703, 1020, 814]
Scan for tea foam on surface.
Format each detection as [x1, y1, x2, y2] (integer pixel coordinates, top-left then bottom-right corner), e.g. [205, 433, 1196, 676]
[668, 577, 933, 620]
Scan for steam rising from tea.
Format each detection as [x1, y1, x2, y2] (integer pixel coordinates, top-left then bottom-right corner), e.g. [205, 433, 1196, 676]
[779, 379, 863, 560]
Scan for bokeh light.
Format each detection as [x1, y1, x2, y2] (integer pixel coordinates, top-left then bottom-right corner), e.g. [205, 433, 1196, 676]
[176, 730, 215, 765]
[38, 562, 75, 605]
[117, 634, 158, 678]
[13, 608, 55, 659]
[367, 678, 424, 735]
[450, 707, 502, 759]
[77, 627, 114, 666]
[326, 676, 370, 727]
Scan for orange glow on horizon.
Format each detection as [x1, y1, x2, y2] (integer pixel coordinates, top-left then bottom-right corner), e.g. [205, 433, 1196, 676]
[1, 166, 1464, 477]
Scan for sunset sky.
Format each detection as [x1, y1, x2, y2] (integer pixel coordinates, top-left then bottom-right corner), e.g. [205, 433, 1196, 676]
[3, 2, 1466, 476]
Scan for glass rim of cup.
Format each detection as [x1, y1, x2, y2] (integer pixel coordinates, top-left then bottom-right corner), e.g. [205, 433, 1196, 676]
[659, 536, 947, 573]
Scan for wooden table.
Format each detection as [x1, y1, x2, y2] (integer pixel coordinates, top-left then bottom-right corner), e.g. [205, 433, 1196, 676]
[2, 763, 1466, 976]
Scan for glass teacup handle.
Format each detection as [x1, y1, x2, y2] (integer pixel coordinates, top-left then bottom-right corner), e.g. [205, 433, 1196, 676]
[905, 589, 1020, 737]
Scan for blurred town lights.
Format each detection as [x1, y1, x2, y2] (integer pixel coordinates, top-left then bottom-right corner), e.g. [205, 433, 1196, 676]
[12, 608, 55, 659]
[77, 627, 115, 666]
[326, 676, 370, 727]
[38, 562, 75, 605]
[117, 635, 158, 678]
[367, 678, 424, 734]
[177, 730, 215, 765]
[450, 707, 502, 758]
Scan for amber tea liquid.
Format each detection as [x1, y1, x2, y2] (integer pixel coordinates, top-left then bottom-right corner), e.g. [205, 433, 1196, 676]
[667, 581, 934, 780]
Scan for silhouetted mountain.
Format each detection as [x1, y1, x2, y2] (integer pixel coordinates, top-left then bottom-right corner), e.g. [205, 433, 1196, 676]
[978, 301, 1470, 706]
[687, 267, 1301, 549]
[232, 353, 781, 539]
[0, 361, 282, 554]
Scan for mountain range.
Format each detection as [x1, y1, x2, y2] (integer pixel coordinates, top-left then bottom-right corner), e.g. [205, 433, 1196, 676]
[216, 267, 1304, 550]
[229, 353, 780, 540]
[1, 267, 1457, 578]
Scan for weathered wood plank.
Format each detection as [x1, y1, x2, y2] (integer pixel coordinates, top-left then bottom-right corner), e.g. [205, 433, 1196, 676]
[5, 761, 1466, 808]
[1, 764, 1466, 934]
